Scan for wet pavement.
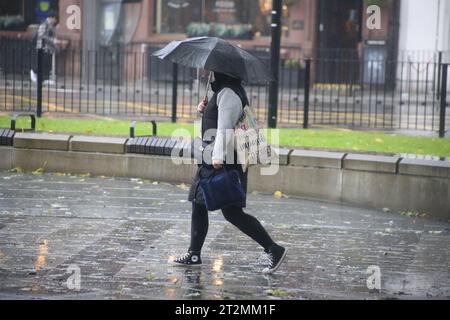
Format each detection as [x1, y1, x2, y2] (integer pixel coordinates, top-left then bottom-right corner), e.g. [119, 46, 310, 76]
[0, 171, 449, 300]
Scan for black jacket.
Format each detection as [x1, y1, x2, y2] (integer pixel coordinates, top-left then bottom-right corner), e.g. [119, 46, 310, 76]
[188, 82, 248, 206]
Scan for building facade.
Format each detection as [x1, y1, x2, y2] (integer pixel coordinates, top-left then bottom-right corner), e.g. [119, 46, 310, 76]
[7, 0, 447, 86]
[398, 0, 450, 60]
[1, 1, 403, 57]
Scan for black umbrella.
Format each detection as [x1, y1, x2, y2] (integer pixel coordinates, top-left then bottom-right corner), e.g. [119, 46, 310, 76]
[151, 37, 271, 83]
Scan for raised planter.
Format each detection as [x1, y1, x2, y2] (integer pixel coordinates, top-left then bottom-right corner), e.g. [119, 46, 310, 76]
[1, 133, 449, 220]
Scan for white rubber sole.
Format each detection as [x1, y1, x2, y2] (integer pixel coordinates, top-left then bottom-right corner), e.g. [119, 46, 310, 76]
[168, 260, 202, 267]
[262, 248, 287, 274]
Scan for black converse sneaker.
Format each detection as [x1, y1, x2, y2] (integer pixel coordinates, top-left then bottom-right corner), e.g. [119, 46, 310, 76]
[262, 244, 287, 274]
[170, 251, 202, 266]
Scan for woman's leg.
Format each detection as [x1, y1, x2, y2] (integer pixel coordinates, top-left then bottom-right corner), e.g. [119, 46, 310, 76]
[221, 206, 275, 251]
[189, 202, 209, 252]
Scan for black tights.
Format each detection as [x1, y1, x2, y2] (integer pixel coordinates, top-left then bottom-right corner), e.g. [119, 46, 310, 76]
[189, 202, 275, 253]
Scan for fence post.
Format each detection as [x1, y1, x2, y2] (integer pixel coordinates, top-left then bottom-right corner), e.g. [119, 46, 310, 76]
[36, 48, 43, 118]
[437, 51, 442, 100]
[267, 0, 282, 129]
[439, 63, 448, 138]
[303, 58, 311, 129]
[171, 63, 178, 123]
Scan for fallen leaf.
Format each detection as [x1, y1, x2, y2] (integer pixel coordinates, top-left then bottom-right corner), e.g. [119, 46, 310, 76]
[177, 183, 189, 191]
[32, 168, 45, 175]
[10, 167, 24, 173]
[53, 172, 66, 176]
[266, 289, 289, 297]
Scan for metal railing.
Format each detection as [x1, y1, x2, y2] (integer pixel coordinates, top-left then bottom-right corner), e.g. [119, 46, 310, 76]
[0, 39, 449, 136]
[298, 58, 449, 133]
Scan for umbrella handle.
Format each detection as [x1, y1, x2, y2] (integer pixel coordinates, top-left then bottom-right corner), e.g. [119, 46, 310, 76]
[204, 72, 213, 102]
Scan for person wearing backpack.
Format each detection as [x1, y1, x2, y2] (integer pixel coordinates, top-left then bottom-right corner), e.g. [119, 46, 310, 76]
[171, 71, 287, 274]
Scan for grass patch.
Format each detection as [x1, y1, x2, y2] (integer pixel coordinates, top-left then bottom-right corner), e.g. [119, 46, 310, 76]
[273, 128, 450, 157]
[1, 115, 449, 157]
[0, 116, 195, 138]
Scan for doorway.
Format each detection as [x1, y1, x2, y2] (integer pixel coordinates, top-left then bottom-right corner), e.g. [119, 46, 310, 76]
[315, 0, 362, 83]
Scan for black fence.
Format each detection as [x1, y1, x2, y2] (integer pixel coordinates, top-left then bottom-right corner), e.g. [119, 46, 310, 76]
[296, 58, 449, 134]
[0, 39, 449, 135]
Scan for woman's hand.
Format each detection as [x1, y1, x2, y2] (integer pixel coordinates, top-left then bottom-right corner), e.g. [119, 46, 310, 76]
[212, 159, 223, 170]
[197, 99, 208, 113]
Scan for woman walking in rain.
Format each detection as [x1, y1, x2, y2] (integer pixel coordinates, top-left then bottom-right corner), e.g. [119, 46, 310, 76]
[170, 71, 287, 274]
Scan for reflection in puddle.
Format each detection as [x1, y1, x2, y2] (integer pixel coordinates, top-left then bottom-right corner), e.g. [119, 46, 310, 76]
[212, 256, 224, 287]
[31, 282, 42, 293]
[213, 278, 224, 286]
[212, 256, 223, 273]
[166, 268, 204, 299]
[34, 239, 48, 271]
[184, 269, 201, 285]
[169, 276, 179, 285]
[183, 269, 202, 298]
[165, 287, 177, 299]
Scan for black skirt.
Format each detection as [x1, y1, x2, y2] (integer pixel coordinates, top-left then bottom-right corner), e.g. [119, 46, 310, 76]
[188, 163, 248, 207]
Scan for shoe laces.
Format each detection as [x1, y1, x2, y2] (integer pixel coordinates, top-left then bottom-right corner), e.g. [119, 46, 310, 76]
[259, 252, 274, 266]
[176, 252, 191, 261]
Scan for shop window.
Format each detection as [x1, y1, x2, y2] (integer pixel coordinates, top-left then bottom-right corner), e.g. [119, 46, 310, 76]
[98, 0, 142, 46]
[160, 1, 202, 34]
[0, 0, 58, 31]
[156, 0, 272, 39]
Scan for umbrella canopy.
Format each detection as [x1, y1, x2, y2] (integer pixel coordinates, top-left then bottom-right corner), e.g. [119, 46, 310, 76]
[152, 37, 272, 83]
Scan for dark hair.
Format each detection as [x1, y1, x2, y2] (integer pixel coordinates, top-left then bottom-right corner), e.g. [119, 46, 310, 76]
[213, 72, 241, 85]
[47, 10, 59, 20]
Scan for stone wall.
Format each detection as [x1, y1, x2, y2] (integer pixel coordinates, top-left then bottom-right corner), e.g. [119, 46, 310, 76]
[1, 132, 449, 219]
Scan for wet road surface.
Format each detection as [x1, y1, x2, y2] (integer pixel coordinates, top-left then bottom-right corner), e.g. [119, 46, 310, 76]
[0, 171, 449, 300]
